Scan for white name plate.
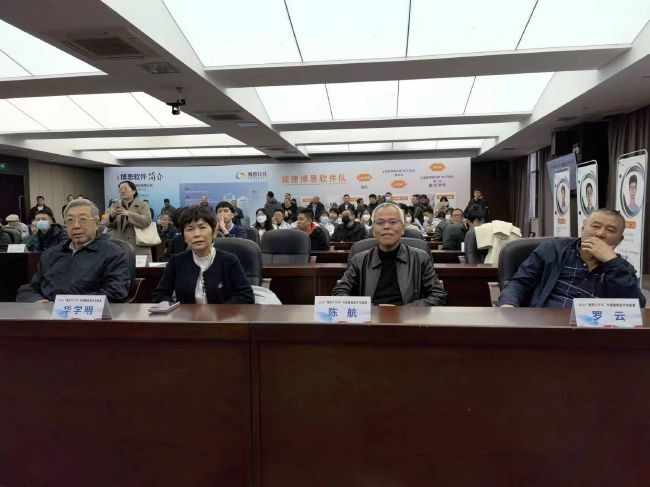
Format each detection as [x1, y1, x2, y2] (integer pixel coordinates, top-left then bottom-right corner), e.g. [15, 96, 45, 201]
[572, 298, 643, 328]
[136, 255, 149, 267]
[314, 296, 371, 323]
[51, 295, 112, 320]
[7, 244, 26, 253]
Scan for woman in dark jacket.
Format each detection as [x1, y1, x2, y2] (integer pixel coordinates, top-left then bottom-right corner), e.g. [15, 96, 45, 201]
[152, 205, 254, 304]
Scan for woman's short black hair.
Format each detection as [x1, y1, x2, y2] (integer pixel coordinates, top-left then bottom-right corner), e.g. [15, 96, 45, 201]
[176, 205, 216, 233]
[118, 180, 138, 198]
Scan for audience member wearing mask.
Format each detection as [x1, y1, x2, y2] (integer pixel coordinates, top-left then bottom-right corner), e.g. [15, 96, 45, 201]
[331, 209, 367, 242]
[404, 208, 423, 232]
[435, 196, 450, 216]
[273, 209, 291, 229]
[318, 210, 335, 236]
[421, 207, 436, 234]
[359, 209, 373, 234]
[24, 212, 67, 252]
[254, 208, 275, 238]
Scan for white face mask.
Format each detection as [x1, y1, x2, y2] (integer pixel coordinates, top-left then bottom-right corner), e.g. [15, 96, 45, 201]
[256, 215, 267, 224]
[423, 216, 431, 223]
[361, 214, 371, 222]
[405, 216, 412, 223]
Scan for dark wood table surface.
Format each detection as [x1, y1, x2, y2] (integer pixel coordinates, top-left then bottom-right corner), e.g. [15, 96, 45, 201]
[1, 303, 649, 486]
[312, 248, 463, 263]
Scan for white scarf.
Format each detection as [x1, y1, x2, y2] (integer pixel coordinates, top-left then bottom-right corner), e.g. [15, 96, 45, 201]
[193, 247, 216, 304]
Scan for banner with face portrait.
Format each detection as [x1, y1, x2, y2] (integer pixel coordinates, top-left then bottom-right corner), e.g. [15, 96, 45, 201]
[553, 168, 571, 236]
[615, 150, 647, 285]
[576, 160, 598, 230]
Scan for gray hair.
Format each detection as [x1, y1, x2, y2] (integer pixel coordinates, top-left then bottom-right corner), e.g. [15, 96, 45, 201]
[63, 198, 100, 220]
[371, 202, 405, 225]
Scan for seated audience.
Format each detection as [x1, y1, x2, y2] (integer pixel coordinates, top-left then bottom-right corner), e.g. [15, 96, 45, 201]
[254, 208, 275, 237]
[466, 208, 486, 229]
[368, 194, 378, 213]
[440, 209, 467, 250]
[332, 209, 367, 242]
[273, 209, 291, 229]
[0, 225, 10, 252]
[328, 207, 341, 225]
[421, 207, 436, 234]
[332, 202, 446, 306]
[29, 196, 54, 222]
[356, 198, 368, 215]
[319, 210, 336, 236]
[5, 214, 29, 240]
[157, 213, 179, 246]
[297, 208, 329, 250]
[16, 199, 130, 303]
[498, 209, 646, 308]
[24, 211, 67, 252]
[152, 206, 254, 304]
[215, 201, 247, 238]
[307, 196, 325, 220]
[359, 208, 372, 233]
[402, 206, 423, 232]
[434, 196, 450, 216]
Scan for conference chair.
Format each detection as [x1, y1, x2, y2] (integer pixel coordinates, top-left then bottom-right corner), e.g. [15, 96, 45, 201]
[213, 238, 263, 286]
[3, 226, 22, 244]
[243, 226, 260, 245]
[108, 239, 143, 303]
[464, 228, 488, 264]
[497, 237, 564, 289]
[260, 229, 310, 264]
[403, 228, 425, 240]
[348, 237, 432, 264]
[165, 233, 187, 258]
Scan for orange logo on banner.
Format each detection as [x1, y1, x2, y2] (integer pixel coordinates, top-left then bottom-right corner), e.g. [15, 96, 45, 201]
[626, 221, 637, 229]
[558, 218, 566, 224]
[356, 173, 372, 182]
[391, 180, 406, 189]
[429, 163, 446, 171]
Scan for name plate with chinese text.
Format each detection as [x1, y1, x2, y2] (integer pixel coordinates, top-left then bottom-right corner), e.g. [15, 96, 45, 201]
[51, 295, 112, 320]
[136, 255, 149, 267]
[314, 296, 371, 323]
[7, 244, 26, 253]
[572, 298, 643, 328]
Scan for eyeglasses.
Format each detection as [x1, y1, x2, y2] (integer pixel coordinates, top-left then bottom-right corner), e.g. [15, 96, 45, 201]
[373, 219, 402, 227]
[65, 216, 95, 226]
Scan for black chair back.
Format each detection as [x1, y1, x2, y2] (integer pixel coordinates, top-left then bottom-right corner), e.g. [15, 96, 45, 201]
[403, 228, 425, 240]
[348, 237, 431, 265]
[213, 238, 263, 286]
[4, 226, 21, 244]
[168, 234, 188, 256]
[107, 238, 136, 281]
[464, 228, 488, 264]
[498, 237, 567, 289]
[243, 226, 260, 245]
[260, 229, 310, 264]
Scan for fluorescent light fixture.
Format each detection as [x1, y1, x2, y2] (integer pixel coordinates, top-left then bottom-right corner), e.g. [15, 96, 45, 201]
[189, 147, 233, 157]
[348, 142, 393, 152]
[398, 78, 474, 117]
[131, 92, 206, 127]
[228, 147, 264, 156]
[110, 150, 153, 159]
[163, 0, 300, 66]
[0, 19, 99, 75]
[70, 93, 159, 129]
[0, 100, 46, 132]
[436, 139, 484, 149]
[0, 50, 30, 78]
[304, 144, 350, 153]
[465, 73, 554, 114]
[286, 0, 409, 62]
[393, 140, 438, 151]
[8, 96, 101, 130]
[257, 85, 331, 122]
[327, 81, 398, 119]
[149, 149, 193, 158]
[408, 0, 536, 56]
[519, 0, 650, 49]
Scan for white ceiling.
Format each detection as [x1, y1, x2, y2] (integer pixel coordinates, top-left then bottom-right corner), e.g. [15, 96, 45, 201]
[0, 0, 648, 167]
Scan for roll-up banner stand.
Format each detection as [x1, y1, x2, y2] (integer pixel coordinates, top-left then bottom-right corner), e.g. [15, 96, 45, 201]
[615, 149, 647, 287]
[553, 167, 571, 237]
[576, 160, 598, 230]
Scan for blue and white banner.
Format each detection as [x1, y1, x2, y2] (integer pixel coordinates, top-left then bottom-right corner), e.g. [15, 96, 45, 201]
[576, 160, 598, 230]
[104, 157, 471, 219]
[615, 150, 647, 285]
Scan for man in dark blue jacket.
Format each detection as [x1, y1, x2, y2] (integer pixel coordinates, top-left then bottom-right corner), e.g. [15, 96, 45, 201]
[498, 208, 645, 308]
[16, 199, 130, 303]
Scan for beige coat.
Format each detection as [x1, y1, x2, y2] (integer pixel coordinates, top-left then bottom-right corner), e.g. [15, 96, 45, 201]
[107, 198, 152, 256]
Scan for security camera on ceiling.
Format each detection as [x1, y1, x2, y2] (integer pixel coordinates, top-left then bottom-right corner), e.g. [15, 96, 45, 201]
[166, 87, 186, 115]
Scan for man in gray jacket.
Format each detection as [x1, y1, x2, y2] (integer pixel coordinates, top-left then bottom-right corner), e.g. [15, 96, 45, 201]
[332, 202, 446, 306]
[16, 199, 130, 303]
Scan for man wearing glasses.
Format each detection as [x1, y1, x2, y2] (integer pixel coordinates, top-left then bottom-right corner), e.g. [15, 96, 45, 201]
[16, 199, 130, 303]
[332, 202, 447, 306]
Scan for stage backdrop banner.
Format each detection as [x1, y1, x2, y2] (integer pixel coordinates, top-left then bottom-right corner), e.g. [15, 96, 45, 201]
[576, 160, 598, 230]
[553, 167, 571, 236]
[615, 150, 647, 286]
[103, 157, 471, 219]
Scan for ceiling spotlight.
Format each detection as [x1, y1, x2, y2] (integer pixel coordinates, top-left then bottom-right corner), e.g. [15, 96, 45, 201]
[166, 87, 186, 115]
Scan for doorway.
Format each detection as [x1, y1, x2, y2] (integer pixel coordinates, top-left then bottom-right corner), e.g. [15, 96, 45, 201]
[0, 174, 26, 222]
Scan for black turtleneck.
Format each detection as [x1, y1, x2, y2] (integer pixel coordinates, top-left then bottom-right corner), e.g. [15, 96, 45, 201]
[372, 244, 403, 306]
